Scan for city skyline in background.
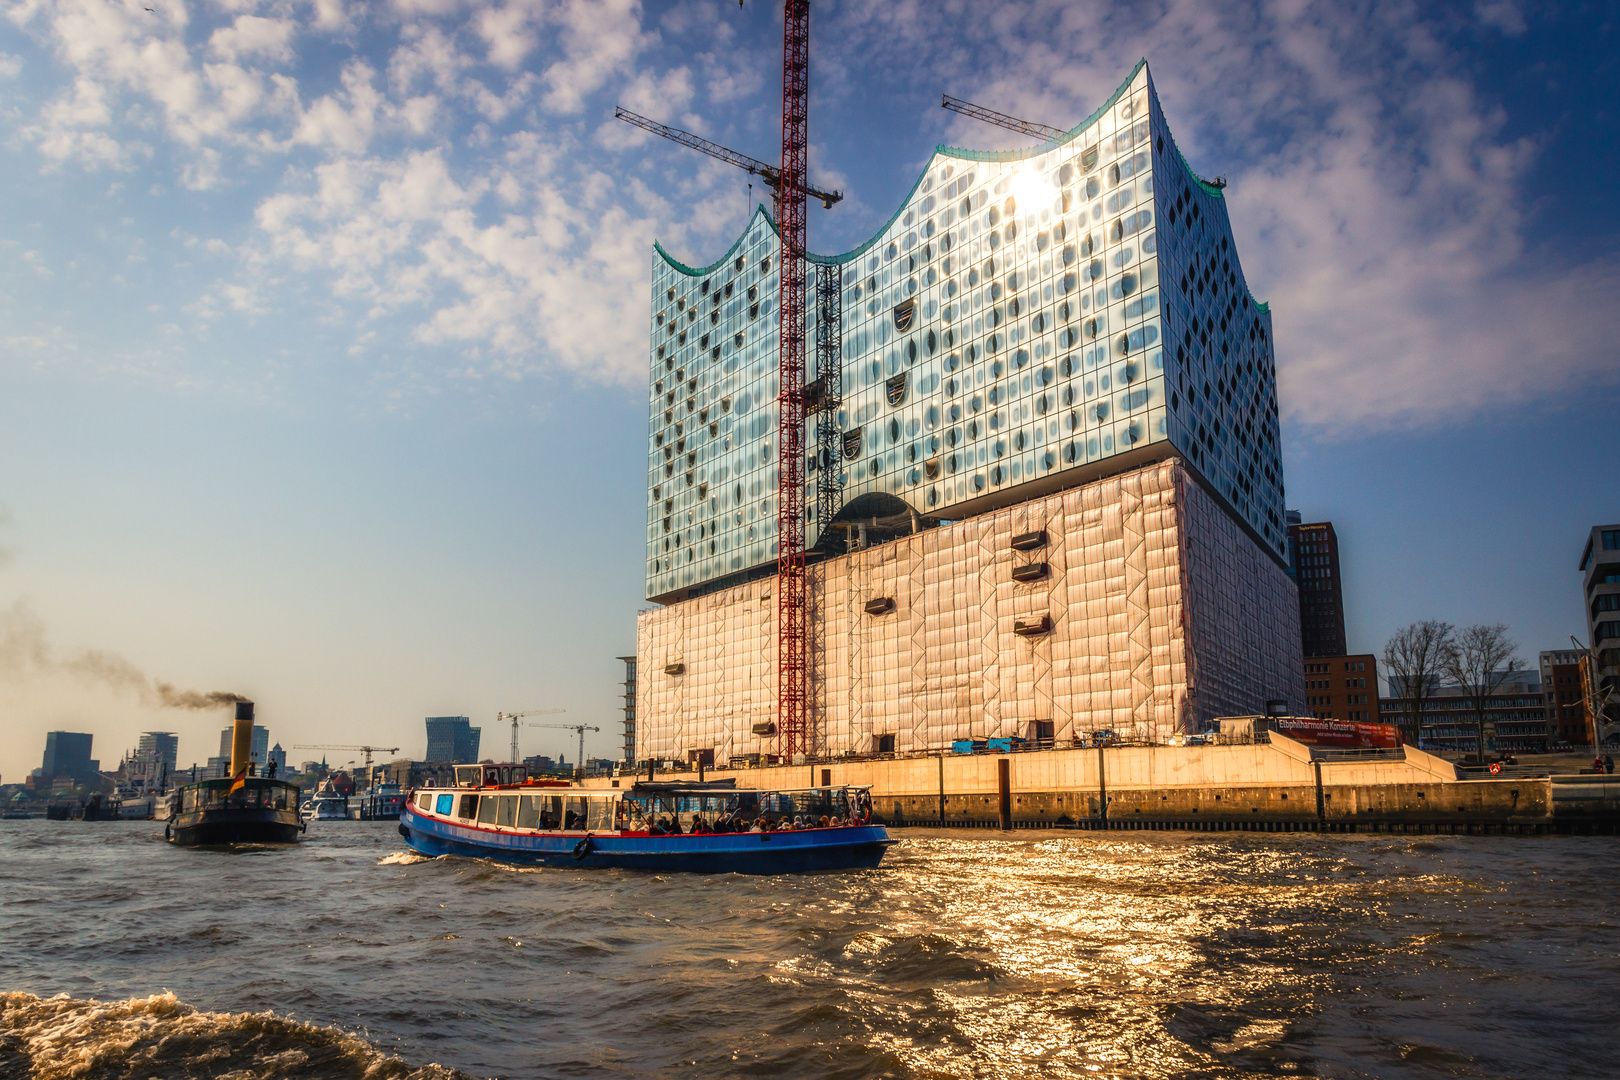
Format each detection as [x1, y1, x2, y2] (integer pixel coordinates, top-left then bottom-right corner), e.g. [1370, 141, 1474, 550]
[1, 2, 1616, 783]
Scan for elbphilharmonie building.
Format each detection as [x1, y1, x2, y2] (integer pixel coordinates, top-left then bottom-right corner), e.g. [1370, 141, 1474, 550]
[637, 61, 1304, 763]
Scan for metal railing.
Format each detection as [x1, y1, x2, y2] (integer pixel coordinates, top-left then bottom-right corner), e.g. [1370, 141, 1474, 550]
[630, 733, 1279, 774]
[1309, 747, 1407, 762]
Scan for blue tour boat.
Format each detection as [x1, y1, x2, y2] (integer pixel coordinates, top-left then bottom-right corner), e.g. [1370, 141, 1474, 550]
[398, 764, 894, 873]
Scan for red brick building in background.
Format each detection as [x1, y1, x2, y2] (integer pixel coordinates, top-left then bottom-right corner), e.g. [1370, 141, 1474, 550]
[1303, 653, 1382, 724]
[1540, 649, 1590, 746]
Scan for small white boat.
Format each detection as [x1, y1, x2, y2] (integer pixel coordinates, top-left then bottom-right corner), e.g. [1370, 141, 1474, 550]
[308, 786, 349, 821]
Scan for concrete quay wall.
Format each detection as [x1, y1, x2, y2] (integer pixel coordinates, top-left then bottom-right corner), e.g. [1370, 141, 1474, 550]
[593, 737, 1620, 831]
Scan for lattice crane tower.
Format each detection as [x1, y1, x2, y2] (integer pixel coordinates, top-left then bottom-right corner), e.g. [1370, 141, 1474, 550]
[619, 0, 830, 761]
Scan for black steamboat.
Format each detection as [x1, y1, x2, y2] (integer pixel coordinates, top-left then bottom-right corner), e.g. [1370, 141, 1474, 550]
[168, 702, 302, 846]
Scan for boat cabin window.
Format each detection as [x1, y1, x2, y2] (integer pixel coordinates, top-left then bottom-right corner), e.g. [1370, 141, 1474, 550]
[496, 795, 519, 827]
[623, 786, 866, 831]
[455, 765, 482, 787]
[416, 793, 431, 811]
[563, 796, 587, 830]
[477, 796, 498, 825]
[517, 795, 541, 829]
[458, 793, 478, 819]
[436, 794, 454, 815]
[588, 797, 615, 832]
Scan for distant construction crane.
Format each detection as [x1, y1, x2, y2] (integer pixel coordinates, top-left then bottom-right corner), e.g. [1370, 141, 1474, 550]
[291, 744, 400, 770]
[529, 723, 601, 775]
[613, 107, 843, 213]
[496, 709, 566, 762]
[942, 94, 1227, 189]
[940, 94, 1064, 141]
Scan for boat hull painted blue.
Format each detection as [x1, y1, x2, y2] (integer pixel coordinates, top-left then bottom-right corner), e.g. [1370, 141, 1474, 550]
[398, 805, 893, 874]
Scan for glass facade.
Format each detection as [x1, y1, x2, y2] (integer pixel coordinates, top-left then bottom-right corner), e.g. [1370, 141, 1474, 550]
[646, 62, 1286, 602]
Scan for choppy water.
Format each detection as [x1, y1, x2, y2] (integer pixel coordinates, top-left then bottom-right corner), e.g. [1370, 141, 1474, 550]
[1, 821, 1615, 1079]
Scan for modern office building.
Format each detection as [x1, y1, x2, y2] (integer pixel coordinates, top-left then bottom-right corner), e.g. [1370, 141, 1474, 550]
[1302, 654, 1381, 724]
[1381, 669, 1547, 753]
[137, 732, 179, 774]
[1539, 649, 1589, 746]
[40, 731, 98, 784]
[217, 725, 269, 770]
[424, 716, 481, 763]
[267, 743, 287, 777]
[1580, 525, 1620, 740]
[617, 655, 638, 764]
[120, 731, 179, 791]
[635, 62, 1303, 764]
[1287, 516, 1346, 658]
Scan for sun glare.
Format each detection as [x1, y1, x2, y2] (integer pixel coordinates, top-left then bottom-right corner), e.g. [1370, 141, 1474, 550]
[1009, 168, 1046, 215]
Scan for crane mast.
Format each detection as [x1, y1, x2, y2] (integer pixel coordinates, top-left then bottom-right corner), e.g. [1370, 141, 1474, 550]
[291, 744, 400, 770]
[497, 708, 566, 762]
[616, 0, 835, 765]
[775, 0, 811, 762]
[528, 723, 601, 775]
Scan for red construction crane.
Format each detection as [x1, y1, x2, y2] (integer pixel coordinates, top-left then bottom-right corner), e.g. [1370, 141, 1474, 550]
[617, 0, 829, 763]
[774, 0, 812, 763]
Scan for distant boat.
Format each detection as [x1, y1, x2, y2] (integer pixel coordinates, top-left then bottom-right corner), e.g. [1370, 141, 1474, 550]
[356, 783, 406, 820]
[308, 786, 349, 821]
[167, 777, 303, 845]
[168, 702, 303, 846]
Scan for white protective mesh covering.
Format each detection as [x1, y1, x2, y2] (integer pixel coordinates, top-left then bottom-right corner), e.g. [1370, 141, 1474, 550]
[636, 461, 1303, 762]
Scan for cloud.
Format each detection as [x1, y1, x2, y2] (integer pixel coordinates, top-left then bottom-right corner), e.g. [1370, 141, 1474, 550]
[1474, 1, 1527, 36]
[208, 15, 298, 63]
[825, 0, 1620, 434]
[3, 0, 1610, 430]
[536, 0, 649, 114]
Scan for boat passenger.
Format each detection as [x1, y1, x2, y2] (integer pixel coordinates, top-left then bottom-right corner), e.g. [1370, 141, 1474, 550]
[689, 816, 708, 834]
[818, 815, 830, 828]
[665, 815, 683, 835]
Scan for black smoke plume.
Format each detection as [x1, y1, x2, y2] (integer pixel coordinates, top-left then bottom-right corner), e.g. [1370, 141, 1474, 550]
[0, 600, 246, 710]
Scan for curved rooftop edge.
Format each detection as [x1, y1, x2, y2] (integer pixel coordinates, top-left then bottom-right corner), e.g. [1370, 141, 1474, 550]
[650, 57, 1266, 310]
[653, 204, 781, 278]
[810, 59, 1150, 271]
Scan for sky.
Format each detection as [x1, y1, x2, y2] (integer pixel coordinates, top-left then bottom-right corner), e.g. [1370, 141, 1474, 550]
[0, 0, 1616, 782]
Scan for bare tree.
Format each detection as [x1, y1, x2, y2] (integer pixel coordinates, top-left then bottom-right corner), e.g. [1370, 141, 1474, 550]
[1440, 623, 1519, 760]
[1382, 621, 1454, 744]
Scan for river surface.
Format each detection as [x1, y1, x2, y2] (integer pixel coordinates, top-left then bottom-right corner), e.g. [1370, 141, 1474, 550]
[0, 820, 1615, 1079]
